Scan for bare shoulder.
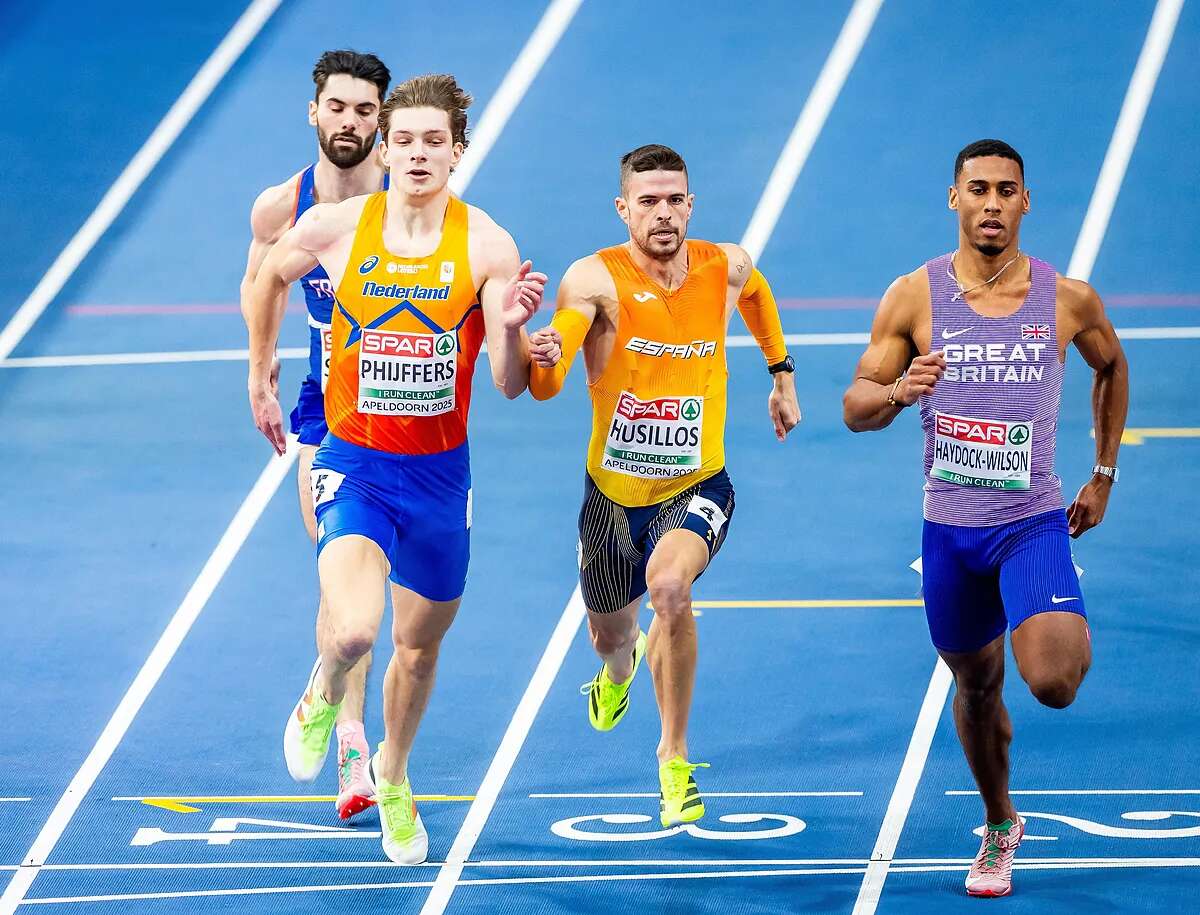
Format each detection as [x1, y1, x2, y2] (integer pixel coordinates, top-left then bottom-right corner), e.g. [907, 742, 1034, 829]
[292, 195, 367, 252]
[876, 265, 929, 330]
[561, 253, 616, 303]
[250, 172, 303, 241]
[466, 202, 518, 272]
[715, 242, 753, 281]
[1056, 273, 1103, 319]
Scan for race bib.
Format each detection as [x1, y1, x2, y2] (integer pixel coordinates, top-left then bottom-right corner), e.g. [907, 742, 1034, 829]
[686, 494, 728, 538]
[602, 391, 702, 479]
[931, 412, 1032, 489]
[320, 324, 333, 391]
[357, 328, 456, 416]
[309, 468, 345, 507]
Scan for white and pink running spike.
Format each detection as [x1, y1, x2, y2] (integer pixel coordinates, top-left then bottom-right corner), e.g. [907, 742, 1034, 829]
[965, 816, 1024, 897]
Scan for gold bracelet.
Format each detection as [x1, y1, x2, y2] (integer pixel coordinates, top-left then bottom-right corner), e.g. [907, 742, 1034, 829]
[886, 375, 905, 407]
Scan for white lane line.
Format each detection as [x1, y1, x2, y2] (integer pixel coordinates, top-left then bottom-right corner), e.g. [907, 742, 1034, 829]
[0, 442, 298, 914]
[33, 859, 869, 871]
[851, 659, 953, 915]
[18, 869, 870, 906]
[419, 15, 871, 904]
[418, 587, 587, 914]
[852, 8, 1186, 907]
[892, 859, 1200, 873]
[0, 0, 282, 361]
[529, 791, 863, 798]
[1067, 0, 1185, 280]
[18, 855, 1200, 873]
[449, 0, 583, 196]
[6, 326, 1196, 370]
[946, 789, 1200, 796]
[1115, 326, 1200, 339]
[740, 0, 884, 261]
[0, 348, 307, 369]
[8, 10, 567, 904]
[23, 859, 1200, 905]
[0, 799, 31, 803]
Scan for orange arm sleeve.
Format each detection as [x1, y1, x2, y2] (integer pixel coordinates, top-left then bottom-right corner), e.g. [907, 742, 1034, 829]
[736, 269, 788, 365]
[529, 307, 591, 401]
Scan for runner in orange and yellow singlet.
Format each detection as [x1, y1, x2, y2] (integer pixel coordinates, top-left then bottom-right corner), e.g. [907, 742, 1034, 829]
[245, 74, 546, 865]
[526, 144, 801, 828]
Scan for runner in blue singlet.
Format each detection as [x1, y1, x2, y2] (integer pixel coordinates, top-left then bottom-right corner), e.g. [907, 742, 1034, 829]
[239, 49, 391, 821]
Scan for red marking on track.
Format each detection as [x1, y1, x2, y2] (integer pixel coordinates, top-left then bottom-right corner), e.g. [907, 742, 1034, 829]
[66, 294, 1200, 317]
[66, 304, 306, 316]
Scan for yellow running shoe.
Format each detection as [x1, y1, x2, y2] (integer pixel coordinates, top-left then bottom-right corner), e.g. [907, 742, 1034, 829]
[659, 756, 710, 827]
[282, 659, 340, 782]
[581, 630, 647, 731]
[369, 750, 428, 865]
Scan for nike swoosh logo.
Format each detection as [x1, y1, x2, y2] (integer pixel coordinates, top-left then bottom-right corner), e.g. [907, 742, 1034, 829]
[941, 327, 975, 339]
[1050, 595, 1079, 604]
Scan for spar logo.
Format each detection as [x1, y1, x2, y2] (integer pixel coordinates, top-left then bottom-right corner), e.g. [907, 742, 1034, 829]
[358, 255, 379, 275]
[935, 415, 1009, 446]
[1008, 424, 1030, 445]
[615, 393, 701, 422]
[361, 329, 455, 358]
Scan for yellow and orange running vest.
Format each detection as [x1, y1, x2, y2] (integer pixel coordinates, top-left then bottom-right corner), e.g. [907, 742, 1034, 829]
[586, 240, 730, 507]
[325, 193, 485, 455]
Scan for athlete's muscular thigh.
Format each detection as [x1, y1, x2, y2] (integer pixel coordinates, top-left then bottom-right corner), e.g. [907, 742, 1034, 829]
[318, 535, 389, 646]
[1010, 611, 1090, 707]
[296, 444, 319, 543]
[645, 528, 710, 600]
[390, 582, 460, 651]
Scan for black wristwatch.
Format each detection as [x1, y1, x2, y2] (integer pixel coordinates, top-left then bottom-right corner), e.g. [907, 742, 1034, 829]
[768, 355, 795, 375]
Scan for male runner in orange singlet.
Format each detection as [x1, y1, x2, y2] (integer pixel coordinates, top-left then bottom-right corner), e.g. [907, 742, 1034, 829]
[528, 144, 800, 826]
[246, 74, 546, 863]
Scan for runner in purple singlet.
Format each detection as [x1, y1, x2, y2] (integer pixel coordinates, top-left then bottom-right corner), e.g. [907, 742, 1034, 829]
[842, 139, 1130, 898]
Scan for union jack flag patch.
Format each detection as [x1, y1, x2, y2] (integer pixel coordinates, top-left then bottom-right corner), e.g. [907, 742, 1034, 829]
[1021, 323, 1051, 339]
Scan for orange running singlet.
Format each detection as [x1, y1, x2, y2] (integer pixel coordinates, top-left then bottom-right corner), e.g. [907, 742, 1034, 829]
[325, 194, 484, 455]
[587, 240, 730, 507]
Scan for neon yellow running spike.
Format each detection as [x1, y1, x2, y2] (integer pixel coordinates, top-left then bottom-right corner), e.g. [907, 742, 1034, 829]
[581, 630, 647, 731]
[282, 659, 341, 783]
[659, 756, 710, 827]
[369, 750, 428, 865]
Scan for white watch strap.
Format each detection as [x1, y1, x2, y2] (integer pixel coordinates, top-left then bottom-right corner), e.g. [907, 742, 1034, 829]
[1092, 464, 1119, 483]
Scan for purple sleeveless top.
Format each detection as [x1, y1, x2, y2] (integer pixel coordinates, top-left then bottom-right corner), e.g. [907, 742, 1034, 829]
[919, 253, 1064, 526]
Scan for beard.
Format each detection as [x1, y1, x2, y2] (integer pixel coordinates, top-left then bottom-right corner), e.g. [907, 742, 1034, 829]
[635, 227, 683, 260]
[974, 241, 1005, 257]
[318, 127, 376, 169]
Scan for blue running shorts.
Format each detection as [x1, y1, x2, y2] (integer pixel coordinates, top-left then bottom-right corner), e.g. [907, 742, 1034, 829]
[310, 434, 471, 602]
[578, 469, 735, 615]
[289, 377, 328, 447]
[922, 509, 1086, 654]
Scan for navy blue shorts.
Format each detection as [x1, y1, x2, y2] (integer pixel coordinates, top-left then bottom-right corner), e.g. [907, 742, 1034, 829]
[310, 434, 471, 602]
[578, 469, 735, 614]
[922, 509, 1086, 654]
[289, 377, 328, 447]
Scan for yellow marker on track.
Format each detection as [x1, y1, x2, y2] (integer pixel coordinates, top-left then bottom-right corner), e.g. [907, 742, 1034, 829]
[690, 599, 923, 608]
[654, 599, 925, 612]
[1092, 427, 1200, 446]
[117, 795, 474, 813]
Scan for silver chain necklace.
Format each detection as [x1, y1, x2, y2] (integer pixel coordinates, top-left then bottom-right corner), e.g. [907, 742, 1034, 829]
[947, 251, 1022, 302]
